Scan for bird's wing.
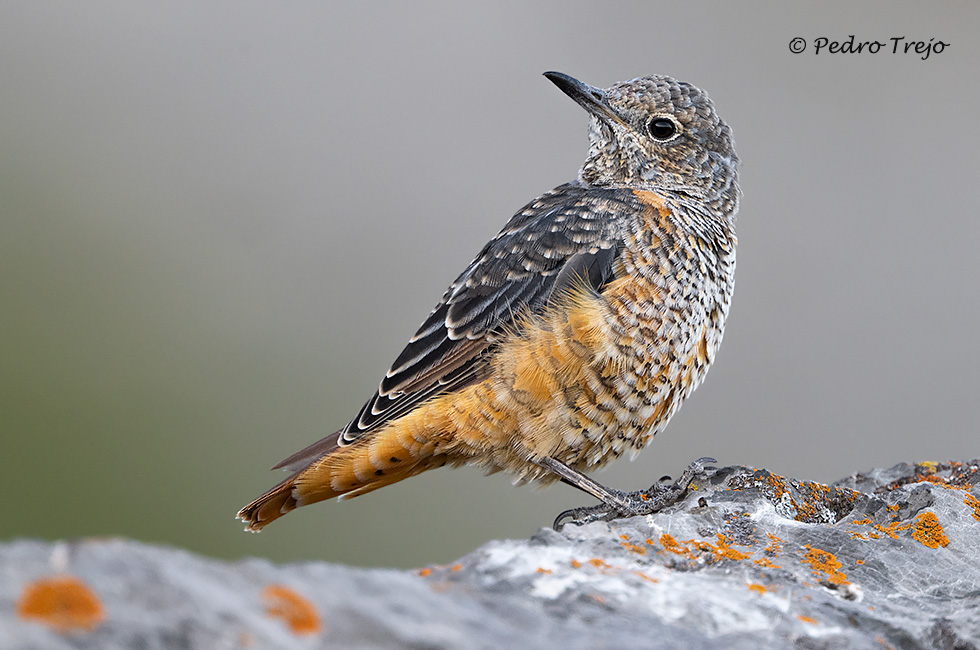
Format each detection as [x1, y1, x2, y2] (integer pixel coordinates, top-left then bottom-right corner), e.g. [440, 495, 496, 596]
[274, 183, 632, 471]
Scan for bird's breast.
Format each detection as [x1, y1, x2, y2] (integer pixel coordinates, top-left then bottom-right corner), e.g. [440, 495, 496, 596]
[589, 189, 736, 432]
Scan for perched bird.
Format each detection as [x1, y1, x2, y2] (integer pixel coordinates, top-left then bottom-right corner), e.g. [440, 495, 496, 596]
[238, 71, 739, 532]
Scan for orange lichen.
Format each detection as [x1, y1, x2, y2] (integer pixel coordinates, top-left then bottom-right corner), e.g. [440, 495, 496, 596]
[417, 568, 432, 577]
[764, 473, 789, 499]
[261, 585, 321, 635]
[875, 521, 911, 539]
[450, 563, 462, 572]
[566, 557, 623, 575]
[798, 615, 817, 625]
[800, 545, 849, 585]
[657, 533, 748, 563]
[535, 567, 553, 574]
[792, 484, 831, 520]
[765, 533, 783, 554]
[855, 559, 865, 565]
[964, 493, 980, 523]
[911, 512, 949, 549]
[633, 571, 658, 583]
[747, 583, 766, 595]
[749, 473, 859, 524]
[704, 534, 749, 561]
[17, 576, 104, 633]
[848, 518, 883, 541]
[659, 534, 696, 560]
[754, 557, 780, 568]
[620, 539, 647, 555]
[878, 461, 980, 495]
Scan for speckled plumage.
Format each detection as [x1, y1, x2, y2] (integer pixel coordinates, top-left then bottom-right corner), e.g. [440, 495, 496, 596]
[238, 72, 739, 531]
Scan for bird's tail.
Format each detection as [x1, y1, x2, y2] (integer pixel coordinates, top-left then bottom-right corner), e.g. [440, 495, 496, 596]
[236, 473, 306, 532]
[236, 410, 464, 531]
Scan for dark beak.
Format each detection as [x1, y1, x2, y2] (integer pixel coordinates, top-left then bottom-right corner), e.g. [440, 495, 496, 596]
[543, 71, 627, 127]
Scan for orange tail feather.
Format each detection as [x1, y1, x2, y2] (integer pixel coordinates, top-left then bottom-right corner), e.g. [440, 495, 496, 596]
[237, 428, 453, 531]
[236, 473, 309, 532]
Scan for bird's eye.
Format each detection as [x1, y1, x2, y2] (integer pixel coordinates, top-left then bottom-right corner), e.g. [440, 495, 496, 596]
[647, 117, 678, 141]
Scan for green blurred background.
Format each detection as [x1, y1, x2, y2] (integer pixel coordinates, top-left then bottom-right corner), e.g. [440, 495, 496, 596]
[2, 2, 978, 568]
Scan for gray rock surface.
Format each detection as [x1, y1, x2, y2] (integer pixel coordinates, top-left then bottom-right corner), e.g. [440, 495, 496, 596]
[3, 461, 979, 649]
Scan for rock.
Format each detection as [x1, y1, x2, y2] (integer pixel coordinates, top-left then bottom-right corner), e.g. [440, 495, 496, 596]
[3, 460, 979, 649]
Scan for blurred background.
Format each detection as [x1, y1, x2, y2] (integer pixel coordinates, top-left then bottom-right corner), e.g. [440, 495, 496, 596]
[2, 2, 978, 568]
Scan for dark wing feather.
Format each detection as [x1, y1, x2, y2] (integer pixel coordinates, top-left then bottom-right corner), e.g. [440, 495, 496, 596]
[342, 181, 630, 440]
[276, 182, 634, 470]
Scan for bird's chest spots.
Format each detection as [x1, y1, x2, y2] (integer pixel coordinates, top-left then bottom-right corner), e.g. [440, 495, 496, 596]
[600, 190, 732, 384]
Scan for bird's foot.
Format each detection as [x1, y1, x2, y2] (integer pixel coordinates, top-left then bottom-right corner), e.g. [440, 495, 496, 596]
[553, 456, 717, 531]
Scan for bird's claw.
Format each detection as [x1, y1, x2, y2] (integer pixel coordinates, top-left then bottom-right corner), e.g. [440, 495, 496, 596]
[553, 456, 718, 531]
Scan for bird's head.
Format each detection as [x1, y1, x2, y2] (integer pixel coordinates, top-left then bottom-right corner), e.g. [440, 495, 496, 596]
[544, 71, 738, 213]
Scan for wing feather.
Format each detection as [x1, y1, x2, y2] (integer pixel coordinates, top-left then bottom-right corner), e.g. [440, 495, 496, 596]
[279, 182, 636, 468]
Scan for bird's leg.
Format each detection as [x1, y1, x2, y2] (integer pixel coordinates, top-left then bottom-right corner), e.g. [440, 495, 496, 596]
[536, 456, 641, 512]
[544, 456, 717, 531]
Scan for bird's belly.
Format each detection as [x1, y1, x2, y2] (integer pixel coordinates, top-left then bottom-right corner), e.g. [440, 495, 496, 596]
[440, 276, 728, 481]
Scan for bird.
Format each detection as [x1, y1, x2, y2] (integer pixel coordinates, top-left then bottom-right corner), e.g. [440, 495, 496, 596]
[237, 71, 739, 532]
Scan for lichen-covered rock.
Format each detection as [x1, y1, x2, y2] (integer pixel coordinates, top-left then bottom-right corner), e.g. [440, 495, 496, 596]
[3, 461, 979, 649]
